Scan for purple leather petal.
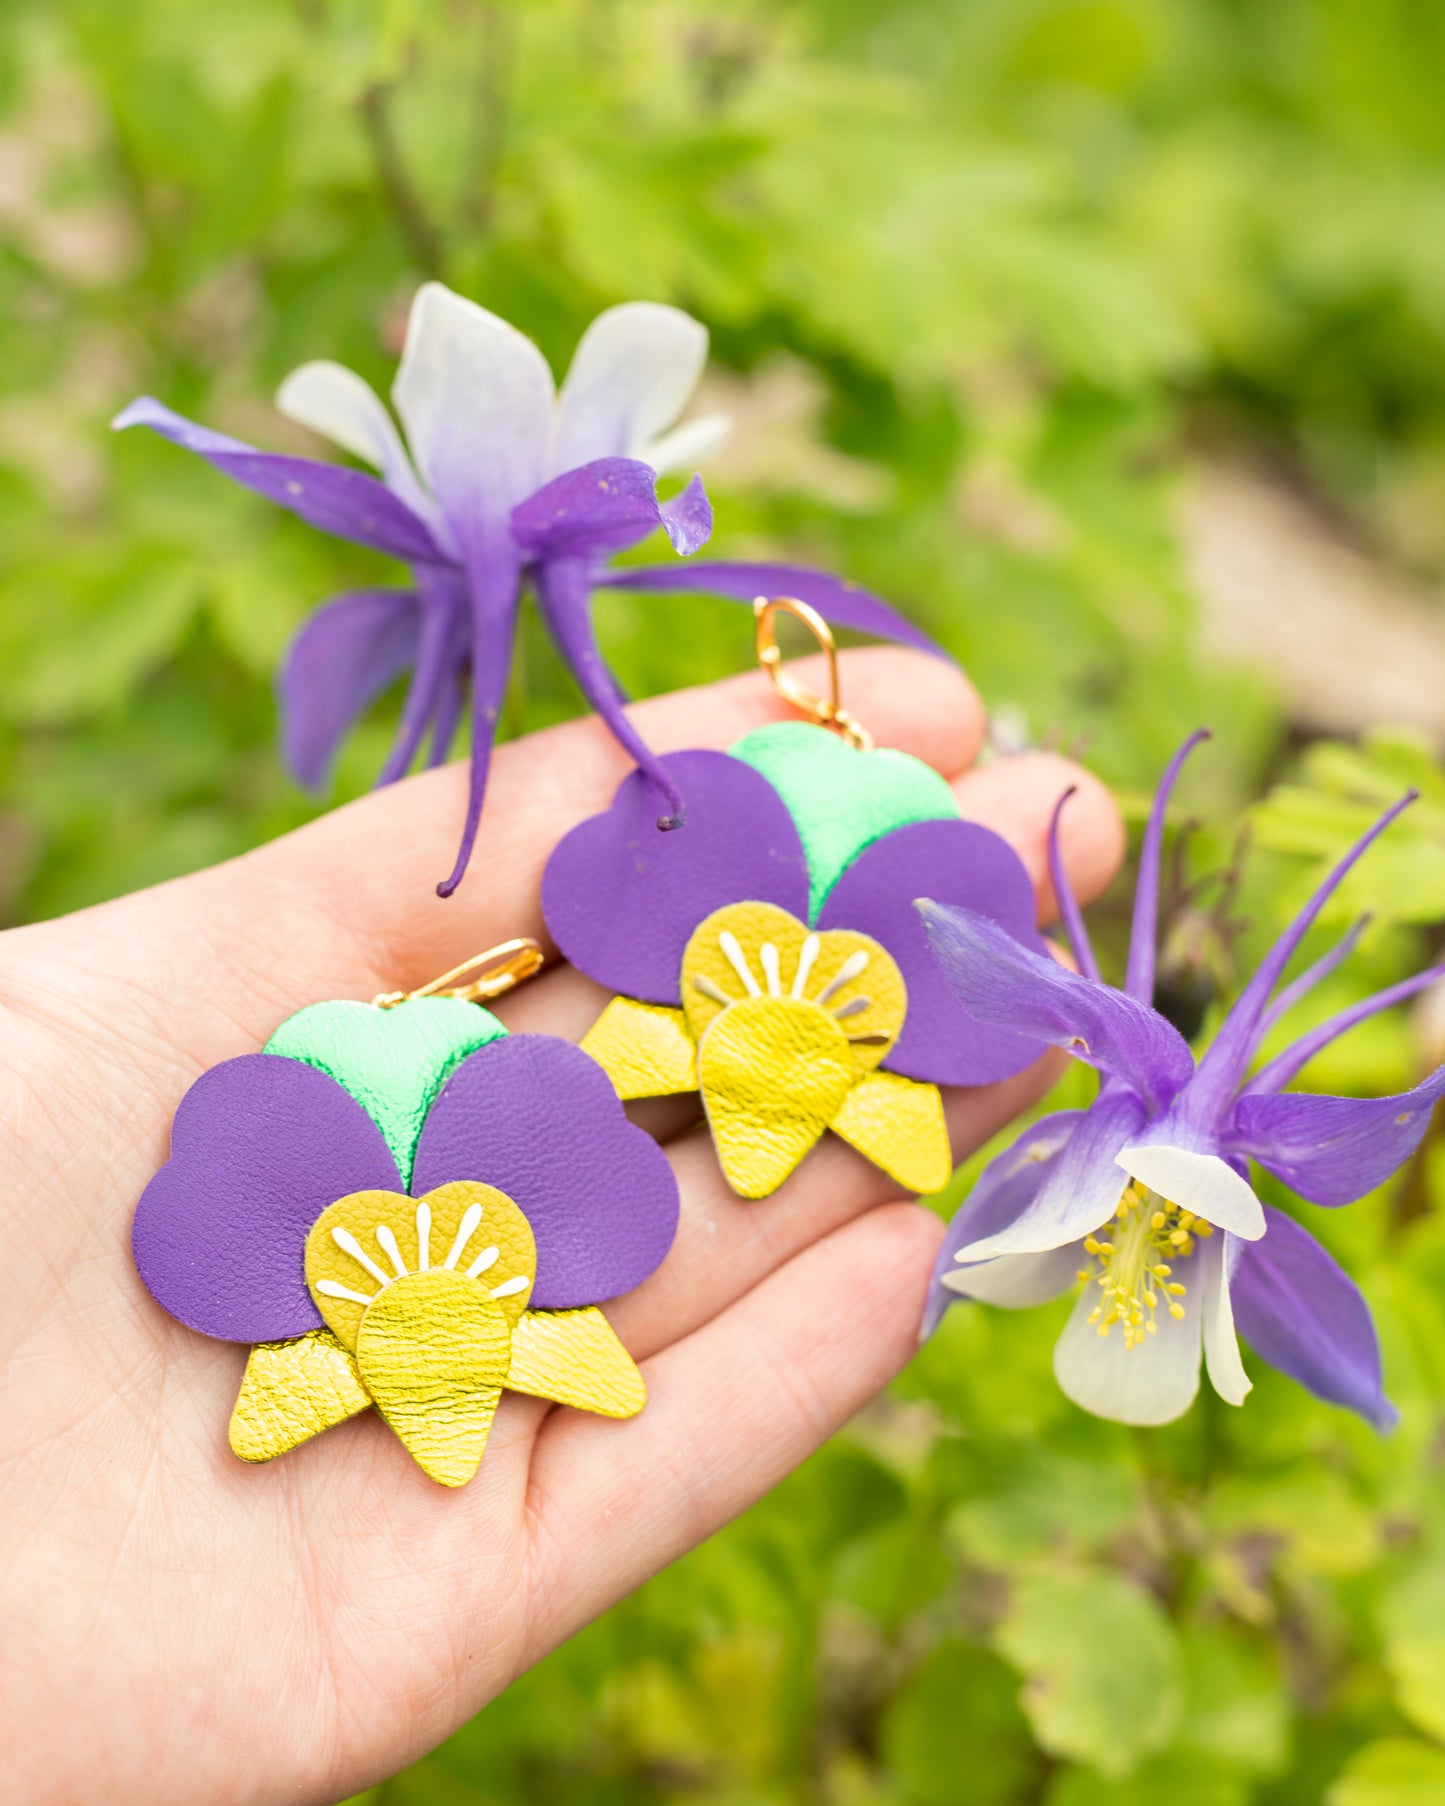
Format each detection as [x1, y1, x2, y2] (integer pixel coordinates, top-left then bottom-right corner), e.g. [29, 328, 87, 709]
[132, 1055, 402, 1343]
[917, 900, 1195, 1113]
[922, 1110, 1083, 1336]
[511, 458, 712, 561]
[542, 749, 810, 1006]
[1230, 1064, 1445, 1207]
[600, 560, 946, 658]
[410, 1035, 679, 1308]
[1232, 1206, 1397, 1429]
[819, 819, 1047, 1086]
[113, 398, 444, 564]
[279, 588, 421, 792]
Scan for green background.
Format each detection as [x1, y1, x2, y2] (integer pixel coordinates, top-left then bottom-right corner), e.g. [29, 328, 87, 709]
[6, 2, 1445, 1799]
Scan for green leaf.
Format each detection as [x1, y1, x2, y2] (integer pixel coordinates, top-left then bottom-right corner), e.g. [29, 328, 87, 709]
[995, 1568, 1184, 1779]
[1044, 1752, 1248, 1806]
[881, 1642, 1039, 1806]
[1381, 1561, 1445, 1742]
[1174, 1624, 1291, 1779]
[1327, 1739, 1445, 1806]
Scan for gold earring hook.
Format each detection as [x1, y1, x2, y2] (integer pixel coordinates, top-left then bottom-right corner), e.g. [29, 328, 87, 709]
[372, 937, 545, 1010]
[753, 596, 875, 751]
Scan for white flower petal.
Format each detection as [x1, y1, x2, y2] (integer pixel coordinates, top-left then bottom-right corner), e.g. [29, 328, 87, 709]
[1200, 1234, 1252, 1406]
[554, 301, 709, 471]
[955, 1090, 1143, 1263]
[1053, 1271, 1203, 1426]
[943, 1244, 1083, 1309]
[393, 283, 554, 542]
[276, 359, 444, 541]
[1117, 1143, 1267, 1240]
[641, 412, 731, 476]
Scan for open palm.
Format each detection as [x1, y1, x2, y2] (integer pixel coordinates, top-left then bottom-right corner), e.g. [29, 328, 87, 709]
[0, 650, 1120, 1805]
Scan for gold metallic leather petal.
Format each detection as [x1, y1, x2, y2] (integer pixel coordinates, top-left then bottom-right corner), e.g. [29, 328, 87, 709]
[506, 1307, 647, 1417]
[228, 1328, 370, 1464]
[306, 1180, 535, 1351]
[829, 1068, 954, 1196]
[681, 902, 904, 1077]
[697, 996, 853, 1198]
[580, 997, 697, 1100]
[355, 1269, 512, 1487]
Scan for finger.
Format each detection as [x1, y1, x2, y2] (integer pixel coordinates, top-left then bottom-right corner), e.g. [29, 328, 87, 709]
[268, 647, 984, 989]
[954, 751, 1123, 924]
[9, 650, 983, 1046]
[517, 1200, 944, 1668]
[605, 1044, 1065, 1362]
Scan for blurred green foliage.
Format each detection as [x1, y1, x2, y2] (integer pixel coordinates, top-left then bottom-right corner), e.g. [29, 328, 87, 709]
[5, 1, 1445, 1801]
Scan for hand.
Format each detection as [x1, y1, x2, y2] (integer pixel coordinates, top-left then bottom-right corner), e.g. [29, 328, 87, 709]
[0, 651, 1120, 1804]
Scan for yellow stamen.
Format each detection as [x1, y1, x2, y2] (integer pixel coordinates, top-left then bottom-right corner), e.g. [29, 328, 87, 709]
[1076, 1186, 1205, 1351]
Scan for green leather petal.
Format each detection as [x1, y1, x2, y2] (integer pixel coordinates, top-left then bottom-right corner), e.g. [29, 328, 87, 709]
[265, 996, 506, 1187]
[730, 720, 958, 920]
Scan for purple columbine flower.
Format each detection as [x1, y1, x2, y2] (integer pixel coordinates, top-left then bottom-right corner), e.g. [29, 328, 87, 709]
[114, 285, 940, 896]
[915, 733, 1445, 1430]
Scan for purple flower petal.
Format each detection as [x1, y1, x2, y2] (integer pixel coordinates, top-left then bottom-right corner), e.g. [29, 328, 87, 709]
[1247, 963, 1445, 1098]
[1231, 1066, 1445, 1206]
[1048, 789, 1101, 985]
[512, 458, 712, 561]
[1258, 915, 1370, 1038]
[816, 819, 1046, 1086]
[948, 1085, 1147, 1263]
[410, 1035, 679, 1308]
[132, 1055, 402, 1343]
[921, 1110, 1083, 1336]
[534, 556, 684, 824]
[374, 565, 469, 788]
[1125, 730, 1209, 1002]
[434, 546, 524, 899]
[542, 749, 810, 1006]
[1190, 791, 1416, 1119]
[279, 588, 422, 792]
[113, 397, 444, 565]
[916, 900, 1194, 1112]
[1232, 1205, 1397, 1429]
[599, 560, 947, 658]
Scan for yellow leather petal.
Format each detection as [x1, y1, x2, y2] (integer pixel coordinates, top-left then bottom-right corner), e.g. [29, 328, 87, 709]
[580, 996, 697, 1100]
[228, 1328, 370, 1463]
[830, 1068, 954, 1195]
[507, 1307, 646, 1418]
[697, 995, 853, 1198]
[355, 1269, 511, 1487]
[306, 1180, 535, 1351]
[681, 902, 904, 1077]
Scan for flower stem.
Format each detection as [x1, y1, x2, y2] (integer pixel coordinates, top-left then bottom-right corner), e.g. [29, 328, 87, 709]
[358, 81, 445, 276]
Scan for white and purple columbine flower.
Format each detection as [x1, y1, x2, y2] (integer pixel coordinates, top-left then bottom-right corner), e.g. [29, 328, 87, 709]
[916, 733, 1445, 1430]
[114, 285, 939, 895]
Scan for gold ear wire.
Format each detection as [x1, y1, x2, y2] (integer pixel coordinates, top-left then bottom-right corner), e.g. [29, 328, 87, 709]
[372, 938, 545, 1010]
[753, 596, 875, 751]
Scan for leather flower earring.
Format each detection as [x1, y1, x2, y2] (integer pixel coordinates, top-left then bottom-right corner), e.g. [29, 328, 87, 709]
[132, 943, 679, 1487]
[542, 600, 1046, 1201]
